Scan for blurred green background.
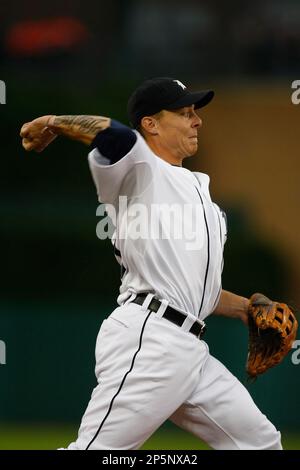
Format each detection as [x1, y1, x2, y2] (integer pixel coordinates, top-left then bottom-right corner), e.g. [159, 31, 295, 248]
[1, 0, 300, 450]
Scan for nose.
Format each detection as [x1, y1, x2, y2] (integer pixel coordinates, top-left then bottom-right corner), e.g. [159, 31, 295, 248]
[192, 112, 202, 128]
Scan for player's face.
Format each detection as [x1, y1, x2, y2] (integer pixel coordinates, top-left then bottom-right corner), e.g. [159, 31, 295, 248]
[156, 105, 202, 158]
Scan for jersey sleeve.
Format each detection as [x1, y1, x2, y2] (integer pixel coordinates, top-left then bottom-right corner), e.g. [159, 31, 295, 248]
[88, 126, 157, 205]
[90, 119, 137, 164]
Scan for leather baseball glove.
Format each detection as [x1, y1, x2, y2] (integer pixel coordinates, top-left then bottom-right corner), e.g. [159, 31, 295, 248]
[246, 293, 298, 378]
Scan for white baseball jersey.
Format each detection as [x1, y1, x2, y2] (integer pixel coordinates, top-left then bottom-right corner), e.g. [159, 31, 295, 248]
[65, 126, 281, 451]
[88, 131, 227, 320]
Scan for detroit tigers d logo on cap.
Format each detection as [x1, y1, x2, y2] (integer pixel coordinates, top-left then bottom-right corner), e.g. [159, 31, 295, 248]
[173, 80, 186, 90]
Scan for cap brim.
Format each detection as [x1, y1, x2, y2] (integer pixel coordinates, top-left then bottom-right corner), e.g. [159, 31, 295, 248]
[166, 90, 214, 111]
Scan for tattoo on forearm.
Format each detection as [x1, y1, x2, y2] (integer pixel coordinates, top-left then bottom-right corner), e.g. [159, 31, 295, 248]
[53, 115, 110, 135]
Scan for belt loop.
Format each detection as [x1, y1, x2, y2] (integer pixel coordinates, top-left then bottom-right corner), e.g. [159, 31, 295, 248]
[141, 293, 154, 312]
[124, 292, 137, 305]
[155, 298, 169, 318]
[181, 316, 195, 332]
[200, 320, 207, 337]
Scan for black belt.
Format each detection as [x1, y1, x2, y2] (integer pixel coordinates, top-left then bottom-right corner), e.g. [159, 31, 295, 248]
[132, 293, 206, 339]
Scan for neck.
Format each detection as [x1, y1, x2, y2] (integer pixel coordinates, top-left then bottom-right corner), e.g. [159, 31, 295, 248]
[145, 137, 183, 167]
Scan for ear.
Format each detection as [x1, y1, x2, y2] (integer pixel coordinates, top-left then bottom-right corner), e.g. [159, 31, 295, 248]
[140, 116, 159, 136]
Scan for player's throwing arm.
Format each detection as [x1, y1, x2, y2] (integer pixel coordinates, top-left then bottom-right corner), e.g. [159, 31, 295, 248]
[20, 115, 111, 152]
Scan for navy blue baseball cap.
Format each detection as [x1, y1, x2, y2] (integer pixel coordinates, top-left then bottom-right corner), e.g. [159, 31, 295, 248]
[127, 77, 214, 128]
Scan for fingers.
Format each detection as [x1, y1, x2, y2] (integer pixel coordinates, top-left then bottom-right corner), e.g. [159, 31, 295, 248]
[20, 117, 58, 152]
[22, 136, 42, 152]
[20, 121, 45, 139]
[22, 133, 57, 152]
[20, 122, 31, 138]
[22, 137, 35, 151]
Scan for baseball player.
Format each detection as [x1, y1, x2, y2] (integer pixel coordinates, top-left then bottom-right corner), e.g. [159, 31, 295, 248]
[20, 77, 282, 450]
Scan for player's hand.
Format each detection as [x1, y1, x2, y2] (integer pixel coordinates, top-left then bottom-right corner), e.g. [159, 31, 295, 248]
[20, 115, 57, 152]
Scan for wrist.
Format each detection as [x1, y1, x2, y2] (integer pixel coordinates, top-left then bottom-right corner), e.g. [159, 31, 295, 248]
[46, 115, 56, 127]
[240, 297, 249, 324]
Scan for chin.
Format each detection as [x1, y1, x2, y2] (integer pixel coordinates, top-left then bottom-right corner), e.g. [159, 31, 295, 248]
[188, 144, 198, 157]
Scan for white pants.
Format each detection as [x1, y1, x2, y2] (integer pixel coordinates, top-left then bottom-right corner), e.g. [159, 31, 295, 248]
[67, 302, 282, 450]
